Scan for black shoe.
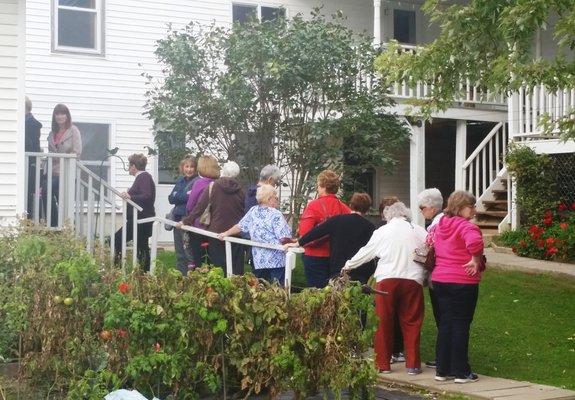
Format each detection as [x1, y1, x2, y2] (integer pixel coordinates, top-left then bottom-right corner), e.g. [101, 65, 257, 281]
[454, 372, 479, 384]
[425, 360, 437, 368]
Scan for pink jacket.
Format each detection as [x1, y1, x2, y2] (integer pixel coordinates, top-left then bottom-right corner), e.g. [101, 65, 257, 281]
[430, 215, 484, 284]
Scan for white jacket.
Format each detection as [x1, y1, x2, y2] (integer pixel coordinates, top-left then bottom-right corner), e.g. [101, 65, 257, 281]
[344, 217, 428, 284]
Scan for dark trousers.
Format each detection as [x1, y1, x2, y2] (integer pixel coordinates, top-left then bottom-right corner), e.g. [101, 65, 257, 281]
[40, 175, 60, 227]
[208, 238, 245, 276]
[432, 282, 479, 378]
[187, 232, 207, 268]
[27, 161, 38, 219]
[302, 255, 330, 288]
[253, 267, 285, 286]
[173, 228, 193, 275]
[114, 221, 153, 272]
[374, 279, 424, 370]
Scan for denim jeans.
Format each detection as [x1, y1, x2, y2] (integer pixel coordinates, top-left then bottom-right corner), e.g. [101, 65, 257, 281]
[253, 267, 285, 286]
[173, 228, 193, 275]
[432, 281, 479, 377]
[302, 255, 330, 288]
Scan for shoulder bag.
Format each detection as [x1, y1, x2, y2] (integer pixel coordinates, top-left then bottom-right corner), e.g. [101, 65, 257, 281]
[199, 182, 214, 226]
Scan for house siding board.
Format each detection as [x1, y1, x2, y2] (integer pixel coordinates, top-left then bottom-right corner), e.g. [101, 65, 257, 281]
[375, 143, 410, 206]
[0, 0, 21, 221]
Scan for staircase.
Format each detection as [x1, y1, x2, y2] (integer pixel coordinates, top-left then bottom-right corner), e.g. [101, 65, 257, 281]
[461, 122, 510, 238]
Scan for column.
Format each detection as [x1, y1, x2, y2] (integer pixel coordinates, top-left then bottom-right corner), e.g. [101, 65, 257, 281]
[373, 0, 382, 45]
[409, 121, 425, 226]
[454, 120, 467, 190]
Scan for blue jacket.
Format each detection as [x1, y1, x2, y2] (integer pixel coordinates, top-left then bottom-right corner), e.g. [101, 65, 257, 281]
[168, 175, 197, 221]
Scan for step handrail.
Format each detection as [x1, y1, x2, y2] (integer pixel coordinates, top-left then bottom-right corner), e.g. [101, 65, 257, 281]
[462, 122, 504, 169]
[76, 162, 142, 212]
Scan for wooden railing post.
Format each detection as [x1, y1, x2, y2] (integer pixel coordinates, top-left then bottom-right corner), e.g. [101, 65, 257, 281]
[225, 240, 233, 277]
[149, 220, 161, 275]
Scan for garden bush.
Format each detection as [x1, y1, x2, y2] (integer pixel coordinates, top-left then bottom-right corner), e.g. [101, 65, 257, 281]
[0, 225, 376, 399]
[498, 202, 575, 261]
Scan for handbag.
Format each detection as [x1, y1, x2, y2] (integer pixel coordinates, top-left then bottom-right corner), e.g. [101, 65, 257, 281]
[414, 229, 436, 272]
[164, 208, 176, 231]
[199, 182, 214, 226]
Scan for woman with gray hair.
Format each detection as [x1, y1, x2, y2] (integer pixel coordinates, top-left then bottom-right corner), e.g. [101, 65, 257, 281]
[219, 184, 291, 285]
[245, 164, 281, 213]
[417, 188, 444, 230]
[342, 202, 427, 375]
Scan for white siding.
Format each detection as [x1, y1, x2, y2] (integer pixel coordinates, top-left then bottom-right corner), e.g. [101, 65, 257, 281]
[0, 0, 24, 222]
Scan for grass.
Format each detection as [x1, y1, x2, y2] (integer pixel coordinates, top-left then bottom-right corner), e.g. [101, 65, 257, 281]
[156, 251, 575, 390]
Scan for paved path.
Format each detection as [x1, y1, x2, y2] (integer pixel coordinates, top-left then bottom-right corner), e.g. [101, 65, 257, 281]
[485, 248, 575, 278]
[378, 365, 575, 400]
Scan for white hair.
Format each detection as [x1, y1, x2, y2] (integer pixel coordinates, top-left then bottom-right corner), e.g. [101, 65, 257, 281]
[259, 164, 281, 183]
[255, 184, 277, 204]
[383, 201, 412, 221]
[417, 188, 443, 210]
[220, 161, 240, 178]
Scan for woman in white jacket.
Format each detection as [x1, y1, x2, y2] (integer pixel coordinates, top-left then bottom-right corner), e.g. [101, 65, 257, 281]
[342, 202, 427, 375]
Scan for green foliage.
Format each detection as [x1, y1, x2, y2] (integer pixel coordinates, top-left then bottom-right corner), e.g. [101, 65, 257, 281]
[505, 144, 557, 224]
[1, 227, 376, 399]
[374, 0, 575, 140]
[146, 9, 409, 222]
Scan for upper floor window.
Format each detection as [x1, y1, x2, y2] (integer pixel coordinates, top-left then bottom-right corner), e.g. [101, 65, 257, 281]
[53, 0, 104, 54]
[232, 3, 285, 24]
[393, 9, 416, 44]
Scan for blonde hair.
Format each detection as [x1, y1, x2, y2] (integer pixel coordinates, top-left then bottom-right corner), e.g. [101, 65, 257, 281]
[197, 155, 220, 179]
[445, 191, 476, 217]
[179, 156, 197, 174]
[317, 170, 340, 194]
[256, 184, 277, 205]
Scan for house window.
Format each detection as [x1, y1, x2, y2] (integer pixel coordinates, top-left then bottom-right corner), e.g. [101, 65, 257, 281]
[393, 9, 416, 44]
[156, 132, 188, 185]
[232, 3, 285, 24]
[75, 122, 111, 182]
[53, 0, 103, 54]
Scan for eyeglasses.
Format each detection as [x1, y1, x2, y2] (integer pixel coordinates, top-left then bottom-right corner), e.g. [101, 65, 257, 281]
[419, 206, 427, 211]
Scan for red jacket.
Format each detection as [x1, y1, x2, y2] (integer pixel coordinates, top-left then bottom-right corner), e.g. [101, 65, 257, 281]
[298, 194, 350, 257]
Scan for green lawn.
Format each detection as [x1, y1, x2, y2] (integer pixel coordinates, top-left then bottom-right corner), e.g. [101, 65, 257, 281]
[156, 251, 575, 390]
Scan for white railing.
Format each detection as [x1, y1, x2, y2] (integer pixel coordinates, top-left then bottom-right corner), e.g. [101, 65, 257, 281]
[24, 152, 143, 269]
[461, 122, 508, 200]
[142, 216, 304, 292]
[509, 84, 575, 138]
[378, 43, 507, 105]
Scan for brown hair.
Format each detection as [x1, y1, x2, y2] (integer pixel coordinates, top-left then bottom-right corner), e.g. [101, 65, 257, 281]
[317, 170, 340, 194]
[378, 196, 399, 216]
[350, 193, 372, 214]
[179, 155, 197, 174]
[51, 103, 72, 133]
[128, 153, 147, 171]
[445, 190, 476, 217]
[197, 155, 220, 179]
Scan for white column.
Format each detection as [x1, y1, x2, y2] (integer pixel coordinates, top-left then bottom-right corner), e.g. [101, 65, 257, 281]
[409, 121, 425, 226]
[454, 120, 467, 190]
[373, 0, 382, 45]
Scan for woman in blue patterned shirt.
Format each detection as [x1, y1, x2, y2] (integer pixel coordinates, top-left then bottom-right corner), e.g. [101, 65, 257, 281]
[218, 184, 291, 285]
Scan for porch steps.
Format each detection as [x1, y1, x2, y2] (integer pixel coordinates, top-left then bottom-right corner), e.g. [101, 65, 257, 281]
[474, 180, 508, 240]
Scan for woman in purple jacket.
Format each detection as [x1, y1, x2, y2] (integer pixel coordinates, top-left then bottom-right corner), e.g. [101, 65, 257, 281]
[181, 155, 220, 268]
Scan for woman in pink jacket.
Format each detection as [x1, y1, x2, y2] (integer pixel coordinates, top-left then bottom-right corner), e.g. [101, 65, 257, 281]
[430, 191, 485, 384]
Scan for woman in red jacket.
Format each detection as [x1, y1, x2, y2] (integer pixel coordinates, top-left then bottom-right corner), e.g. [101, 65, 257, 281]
[298, 170, 350, 288]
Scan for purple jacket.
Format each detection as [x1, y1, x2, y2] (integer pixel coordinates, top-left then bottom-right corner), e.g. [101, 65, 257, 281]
[185, 177, 214, 227]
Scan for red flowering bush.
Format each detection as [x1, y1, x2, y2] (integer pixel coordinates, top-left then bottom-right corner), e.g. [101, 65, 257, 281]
[500, 202, 575, 262]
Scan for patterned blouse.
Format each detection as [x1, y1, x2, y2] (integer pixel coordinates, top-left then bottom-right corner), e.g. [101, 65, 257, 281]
[238, 205, 292, 270]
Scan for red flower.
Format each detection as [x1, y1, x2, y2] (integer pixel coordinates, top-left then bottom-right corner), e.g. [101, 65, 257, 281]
[536, 240, 545, 249]
[519, 240, 527, 248]
[572, 202, 575, 210]
[118, 282, 129, 295]
[544, 210, 553, 219]
[543, 217, 553, 226]
[546, 247, 558, 256]
[153, 342, 161, 352]
[117, 329, 127, 338]
[558, 203, 567, 211]
[528, 225, 539, 236]
[559, 222, 568, 230]
[546, 237, 556, 246]
[200, 242, 210, 248]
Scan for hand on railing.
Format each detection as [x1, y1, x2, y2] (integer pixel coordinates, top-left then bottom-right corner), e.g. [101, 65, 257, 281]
[282, 240, 299, 250]
[120, 192, 131, 200]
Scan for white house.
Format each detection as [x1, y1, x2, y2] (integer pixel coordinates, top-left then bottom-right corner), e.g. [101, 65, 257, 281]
[1, 0, 574, 246]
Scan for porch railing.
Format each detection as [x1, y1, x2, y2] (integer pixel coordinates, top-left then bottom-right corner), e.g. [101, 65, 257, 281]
[24, 152, 143, 269]
[141, 216, 304, 292]
[509, 85, 575, 138]
[461, 122, 508, 200]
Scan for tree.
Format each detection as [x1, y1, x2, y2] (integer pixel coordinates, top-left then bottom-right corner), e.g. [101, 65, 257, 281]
[374, 0, 575, 140]
[146, 9, 409, 221]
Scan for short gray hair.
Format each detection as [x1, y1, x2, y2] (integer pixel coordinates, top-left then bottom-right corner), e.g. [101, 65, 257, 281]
[383, 201, 411, 221]
[221, 161, 240, 178]
[255, 184, 277, 204]
[417, 188, 443, 210]
[259, 164, 281, 183]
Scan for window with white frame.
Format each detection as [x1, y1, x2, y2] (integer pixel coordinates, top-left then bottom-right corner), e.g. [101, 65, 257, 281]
[53, 0, 103, 54]
[393, 9, 416, 44]
[75, 122, 111, 183]
[232, 3, 285, 24]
